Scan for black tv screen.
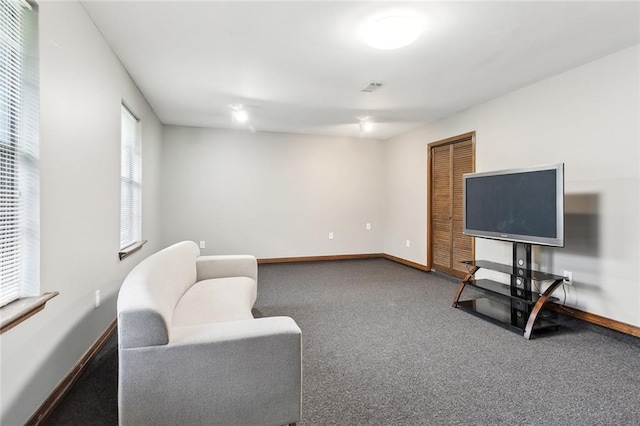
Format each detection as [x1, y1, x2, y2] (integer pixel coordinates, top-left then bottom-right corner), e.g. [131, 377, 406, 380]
[463, 164, 564, 247]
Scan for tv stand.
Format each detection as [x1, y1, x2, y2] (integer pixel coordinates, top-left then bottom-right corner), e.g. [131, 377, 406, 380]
[452, 243, 566, 339]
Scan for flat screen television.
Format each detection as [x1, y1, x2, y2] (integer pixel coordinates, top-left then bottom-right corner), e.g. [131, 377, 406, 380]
[463, 163, 564, 247]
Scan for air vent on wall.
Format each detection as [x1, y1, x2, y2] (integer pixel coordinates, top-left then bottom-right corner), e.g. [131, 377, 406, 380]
[361, 81, 384, 93]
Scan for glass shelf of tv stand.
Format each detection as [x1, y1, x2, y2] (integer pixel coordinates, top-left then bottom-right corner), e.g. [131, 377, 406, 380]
[463, 278, 559, 305]
[461, 260, 567, 282]
[456, 299, 560, 335]
[454, 259, 566, 338]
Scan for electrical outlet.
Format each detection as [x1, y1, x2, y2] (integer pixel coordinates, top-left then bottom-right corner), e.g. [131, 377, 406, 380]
[563, 270, 573, 285]
[366, 223, 371, 230]
[406, 239, 411, 248]
[95, 290, 101, 308]
[329, 232, 334, 240]
[199, 241, 206, 249]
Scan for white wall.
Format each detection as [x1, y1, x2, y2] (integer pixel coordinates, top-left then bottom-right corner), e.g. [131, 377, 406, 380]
[384, 45, 640, 327]
[0, 3, 163, 424]
[162, 127, 384, 258]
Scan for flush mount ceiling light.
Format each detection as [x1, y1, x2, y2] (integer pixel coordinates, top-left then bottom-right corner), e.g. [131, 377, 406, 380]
[359, 11, 423, 50]
[230, 105, 249, 123]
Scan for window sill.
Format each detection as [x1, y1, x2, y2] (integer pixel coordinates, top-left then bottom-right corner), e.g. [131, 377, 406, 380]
[0, 292, 59, 334]
[119, 240, 147, 261]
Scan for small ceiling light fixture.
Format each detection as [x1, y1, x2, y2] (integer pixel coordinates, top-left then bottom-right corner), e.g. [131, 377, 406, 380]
[230, 105, 249, 123]
[359, 116, 374, 133]
[360, 11, 423, 50]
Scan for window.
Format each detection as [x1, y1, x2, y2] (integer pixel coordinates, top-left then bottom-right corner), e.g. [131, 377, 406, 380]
[119, 104, 144, 259]
[0, 0, 39, 308]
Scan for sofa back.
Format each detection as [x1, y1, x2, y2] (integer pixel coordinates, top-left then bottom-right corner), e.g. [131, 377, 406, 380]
[118, 241, 200, 349]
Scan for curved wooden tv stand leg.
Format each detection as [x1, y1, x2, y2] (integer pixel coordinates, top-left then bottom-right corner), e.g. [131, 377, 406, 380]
[524, 279, 564, 340]
[452, 266, 479, 307]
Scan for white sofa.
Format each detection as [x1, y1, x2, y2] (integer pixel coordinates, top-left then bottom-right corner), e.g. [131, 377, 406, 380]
[117, 241, 302, 426]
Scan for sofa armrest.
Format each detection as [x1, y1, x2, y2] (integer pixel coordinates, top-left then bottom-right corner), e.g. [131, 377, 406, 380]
[196, 255, 257, 282]
[118, 317, 301, 426]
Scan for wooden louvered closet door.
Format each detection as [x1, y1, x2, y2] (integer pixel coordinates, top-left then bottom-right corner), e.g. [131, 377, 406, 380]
[429, 135, 475, 278]
[431, 145, 452, 271]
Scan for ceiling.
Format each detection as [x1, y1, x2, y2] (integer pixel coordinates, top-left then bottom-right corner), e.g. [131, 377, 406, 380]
[80, 1, 640, 140]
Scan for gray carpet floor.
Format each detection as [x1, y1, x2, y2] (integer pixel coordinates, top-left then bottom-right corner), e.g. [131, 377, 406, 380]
[256, 259, 640, 425]
[46, 258, 640, 425]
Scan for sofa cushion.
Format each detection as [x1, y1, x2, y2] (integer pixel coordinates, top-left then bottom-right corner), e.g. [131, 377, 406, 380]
[172, 277, 257, 327]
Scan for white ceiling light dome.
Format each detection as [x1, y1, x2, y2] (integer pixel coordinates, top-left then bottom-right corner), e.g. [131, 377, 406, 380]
[360, 11, 424, 50]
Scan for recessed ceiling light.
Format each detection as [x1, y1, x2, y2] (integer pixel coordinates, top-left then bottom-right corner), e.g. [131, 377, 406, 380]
[233, 109, 248, 123]
[360, 11, 423, 50]
[359, 117, 374, 133]
[230, 105, 249, 123]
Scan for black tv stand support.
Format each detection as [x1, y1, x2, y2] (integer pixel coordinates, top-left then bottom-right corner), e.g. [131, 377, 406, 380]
[452, 242, 566, 339]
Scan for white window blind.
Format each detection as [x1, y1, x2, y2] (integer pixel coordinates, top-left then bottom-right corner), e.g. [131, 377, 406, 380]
[0, 0, 39, 307]
[120, 105, 141, 250]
